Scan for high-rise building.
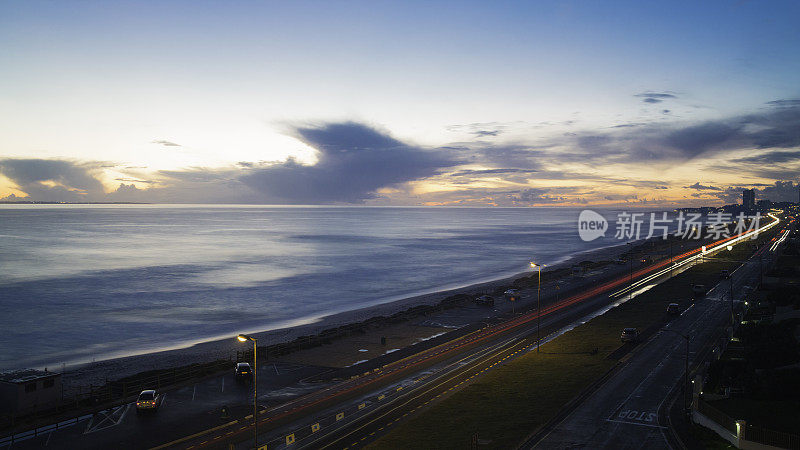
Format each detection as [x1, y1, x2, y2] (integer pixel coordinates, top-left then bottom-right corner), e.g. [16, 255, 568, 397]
[743, 189, 755, 211]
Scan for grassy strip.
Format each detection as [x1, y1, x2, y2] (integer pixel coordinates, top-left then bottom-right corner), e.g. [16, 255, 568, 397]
[368, 231, 777, 449]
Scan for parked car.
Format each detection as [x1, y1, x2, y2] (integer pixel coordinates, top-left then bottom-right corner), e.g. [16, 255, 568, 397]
[720, 269, 730, 279]
[667, 303, 681, 315]
[476, 295, 495, 306]
[620, 327, 640, 343]
[691, 284, 706, 298]
[504, 289, 520, 300]
[136, 390, 161, 413]
[235, 362, 253, 383]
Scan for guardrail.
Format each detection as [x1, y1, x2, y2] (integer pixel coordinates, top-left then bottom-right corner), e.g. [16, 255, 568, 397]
[0, 359, 232, 445]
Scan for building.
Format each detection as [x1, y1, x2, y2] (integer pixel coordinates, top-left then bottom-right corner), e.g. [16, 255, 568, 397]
[757, 199, 772, 211]
[743, 189, 755, 211]
[0, 369, 62, 414]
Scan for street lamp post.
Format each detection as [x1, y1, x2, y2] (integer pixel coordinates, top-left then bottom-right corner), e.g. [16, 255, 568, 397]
[530, 262, 543, 352]
[661, 328, 690, 414]
[237, 334, 258, 447]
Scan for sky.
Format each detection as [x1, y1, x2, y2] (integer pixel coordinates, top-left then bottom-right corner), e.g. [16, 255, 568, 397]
[1, 0, 799, 206]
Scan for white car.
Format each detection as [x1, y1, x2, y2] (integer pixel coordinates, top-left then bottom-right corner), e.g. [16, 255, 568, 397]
[136, 390, 161, 413]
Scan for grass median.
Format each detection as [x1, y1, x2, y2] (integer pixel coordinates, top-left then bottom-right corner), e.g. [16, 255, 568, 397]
[368, 230, 777, 449]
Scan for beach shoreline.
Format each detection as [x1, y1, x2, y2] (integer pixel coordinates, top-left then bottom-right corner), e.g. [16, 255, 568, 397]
[56, 240, 633, 390]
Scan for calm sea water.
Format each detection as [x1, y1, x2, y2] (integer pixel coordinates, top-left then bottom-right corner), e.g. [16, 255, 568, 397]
[0, 205, 655, 371]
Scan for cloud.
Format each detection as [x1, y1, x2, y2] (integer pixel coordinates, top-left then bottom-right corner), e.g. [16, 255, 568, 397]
[706, 181, 799, 204]
[239, 122, 459, 203]
[0, 158, 107, 201]
[559, 99, 800, 163]
[765, 99, 800, 108]
[635, 92, 677, 104]
[449, 168, 538, 177]
[508, 188, 565, 205]
[733, 150, 800, 165]
[1, 122, 460, 204]
[446, 122, 510, 138]
[472, 130, 500, 137]
[754, 180, 800, 203]
[152, 140, 181, 147]
[684, 182, 722, 191]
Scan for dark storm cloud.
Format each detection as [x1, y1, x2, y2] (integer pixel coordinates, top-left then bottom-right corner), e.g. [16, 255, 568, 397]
[635, 92, 677, 104]
[684, 182, 722, 191]
[239, 122, 459, 203]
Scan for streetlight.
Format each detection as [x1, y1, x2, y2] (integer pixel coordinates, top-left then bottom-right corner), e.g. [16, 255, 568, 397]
[661, 328, 690, 414]
[237, 334, 258, 447]
[530, 262, 544, 352]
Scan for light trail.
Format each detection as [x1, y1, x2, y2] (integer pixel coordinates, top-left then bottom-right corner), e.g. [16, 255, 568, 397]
[770, 229, 789, 252]
[610, 212, 780, 299]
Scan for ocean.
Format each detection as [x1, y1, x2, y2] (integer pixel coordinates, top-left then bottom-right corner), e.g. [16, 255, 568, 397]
[0, 205, 660, 371]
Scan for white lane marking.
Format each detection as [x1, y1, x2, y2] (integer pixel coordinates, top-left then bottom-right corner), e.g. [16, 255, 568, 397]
[605, 418, 667, 429]
[192, 384, 196, 401]
[45, 430, 53, 446]
[221, 377, 225, 393]
[84, 404, 130, 434]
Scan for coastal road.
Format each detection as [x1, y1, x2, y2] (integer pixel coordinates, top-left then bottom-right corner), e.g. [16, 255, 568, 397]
[177, 215, 783, 449]
[2, 362, 333, 450]
[3, 215, 781, 450]
[523, 228, 783, 449]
